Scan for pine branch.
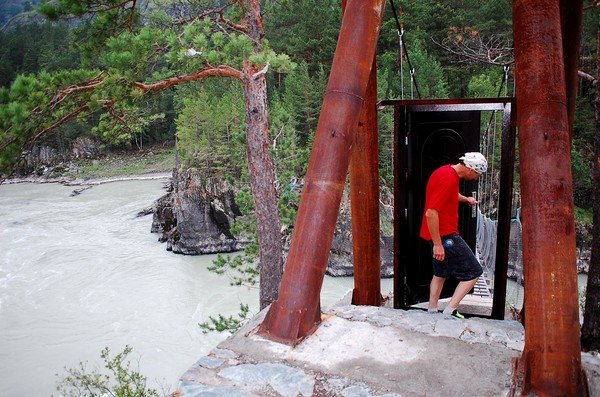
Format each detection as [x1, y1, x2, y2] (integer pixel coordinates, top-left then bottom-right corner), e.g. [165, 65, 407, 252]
[28, 101, 114, 146]
[105, 102, 133, 132]
[433, 30, 514, 66]
[50, 72, 107, 110]
[217, 10, 248, 34]
[172, 0, 239, 26]
[85, 0, 136, 15]
[132, 65, 243, 93]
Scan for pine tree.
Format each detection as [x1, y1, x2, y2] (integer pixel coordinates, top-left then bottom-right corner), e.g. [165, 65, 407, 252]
[1, 0, 294, 309]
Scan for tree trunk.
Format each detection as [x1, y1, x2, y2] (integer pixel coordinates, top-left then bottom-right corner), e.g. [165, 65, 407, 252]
[242, 72, 283, 310]
[237, 0, 283, 310]
[582, 27, 600, 352]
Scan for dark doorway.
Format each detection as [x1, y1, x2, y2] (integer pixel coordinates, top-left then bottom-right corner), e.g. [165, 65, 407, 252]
[385, 98, 516, 319]
[406, 111, 481, 305]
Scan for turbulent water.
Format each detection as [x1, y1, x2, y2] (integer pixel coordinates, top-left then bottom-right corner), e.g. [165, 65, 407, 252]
[3, 179, 586, 396]
[0, 179, 380, 396]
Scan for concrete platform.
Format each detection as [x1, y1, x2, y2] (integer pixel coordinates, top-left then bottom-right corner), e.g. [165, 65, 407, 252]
[175, 295, 600, 396]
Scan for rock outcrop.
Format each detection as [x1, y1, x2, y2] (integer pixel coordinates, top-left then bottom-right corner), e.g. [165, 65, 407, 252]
[152, 170, 394, 277]
[152, 168, 249, 254]
[326, 191, 394, 278]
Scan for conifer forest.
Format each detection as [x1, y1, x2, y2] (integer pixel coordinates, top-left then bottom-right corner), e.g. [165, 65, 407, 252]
[1, 0, 599, 341]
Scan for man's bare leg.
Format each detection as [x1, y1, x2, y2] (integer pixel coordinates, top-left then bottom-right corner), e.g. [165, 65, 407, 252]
[429, 275, 446, 310]
[446, 277, 478, 310]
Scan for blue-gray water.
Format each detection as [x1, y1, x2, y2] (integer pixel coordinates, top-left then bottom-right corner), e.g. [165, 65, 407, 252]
[2, 179, 585, 396]
[0, 179, 372, 396]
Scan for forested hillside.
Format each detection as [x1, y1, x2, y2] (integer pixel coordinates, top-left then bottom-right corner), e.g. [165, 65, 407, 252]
[0, 0, 597, 217]
[0, 0, 40, 25]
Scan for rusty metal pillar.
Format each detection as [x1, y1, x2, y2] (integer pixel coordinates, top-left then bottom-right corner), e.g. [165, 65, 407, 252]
[259, 0, 386, 345]
[560, 0, 584, 139]
[512, 0, 586, 395]
[350, 57, 382, 306]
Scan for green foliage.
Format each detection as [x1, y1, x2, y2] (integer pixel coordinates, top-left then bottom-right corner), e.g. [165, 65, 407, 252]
[208, 242, 260, 288]
[0, 22, 81, 87]
[574, 207, 593, 224]
[571, 148, 593, 208]
[0, 69, 99, 172]
[281, 61, 321, 145]
[270, 93, 309, 173]
[55, 345, 159, 397]
[175, 81, 247, 178]
[378, 33, 450, 99]
[377, 107, 395, 186]
[40, 0, 142, 63]
[264, 0, 341, 74]
[467, 71, 502, 98]
[198, 303, 250, 333]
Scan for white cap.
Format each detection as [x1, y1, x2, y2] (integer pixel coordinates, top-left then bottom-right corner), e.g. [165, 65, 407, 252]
[459, 152, 488, 174]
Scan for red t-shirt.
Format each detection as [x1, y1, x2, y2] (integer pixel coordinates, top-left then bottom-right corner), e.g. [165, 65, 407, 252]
[420, 164, 460, 240]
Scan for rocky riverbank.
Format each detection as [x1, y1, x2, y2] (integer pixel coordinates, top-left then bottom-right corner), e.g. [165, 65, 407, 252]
[148, 167, 395, 276]
[150, 168, 250, 255]
[2, 144, 590, 278]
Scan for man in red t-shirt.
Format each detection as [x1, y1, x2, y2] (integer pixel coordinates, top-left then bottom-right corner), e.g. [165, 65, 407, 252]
[420, 152, 487, 318]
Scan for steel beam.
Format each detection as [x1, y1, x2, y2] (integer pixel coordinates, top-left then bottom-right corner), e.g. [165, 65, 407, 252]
[259, 0, 386, 345]
[350, 57, 382, 306]
[512, 0, 586, 394]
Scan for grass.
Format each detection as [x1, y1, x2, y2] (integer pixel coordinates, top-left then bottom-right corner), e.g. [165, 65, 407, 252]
[69, 146, 176, 180]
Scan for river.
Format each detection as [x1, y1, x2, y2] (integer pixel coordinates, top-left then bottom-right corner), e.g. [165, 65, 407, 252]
[1, 179, 588, 396]
[0, 179, 393, 396]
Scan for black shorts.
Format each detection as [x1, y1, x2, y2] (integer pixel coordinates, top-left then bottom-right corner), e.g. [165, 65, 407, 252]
[431, 234, 483, 281]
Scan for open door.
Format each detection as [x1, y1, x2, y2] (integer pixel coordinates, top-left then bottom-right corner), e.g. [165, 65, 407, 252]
[387, 98, 516, 319]
[405, 110, 480, 305]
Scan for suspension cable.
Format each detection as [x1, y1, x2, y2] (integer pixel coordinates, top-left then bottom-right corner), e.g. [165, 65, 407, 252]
[479, 65, 511, 220]
[389, 0, 422, 99]
[410, 68, 415, 99]
[483, 65, 511, 137]
[398, 28, 404, 99]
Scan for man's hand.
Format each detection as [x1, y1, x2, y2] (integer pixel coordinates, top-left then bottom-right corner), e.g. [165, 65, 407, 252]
[465, 196, 478, 206]
[433, 243, 445, 261]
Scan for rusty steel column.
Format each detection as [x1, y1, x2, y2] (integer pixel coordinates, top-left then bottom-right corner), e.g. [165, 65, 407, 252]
[259, 0, 386, 345]
[350, 57, 382, 306]
[560, 0, 584, 139]
[512, 1, 586, 395]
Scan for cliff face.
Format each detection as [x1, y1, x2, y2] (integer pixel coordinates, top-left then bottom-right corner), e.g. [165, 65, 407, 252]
[152, 170, 394, 277]
[152, 168, 249, 255]
[153, 170, 592, 279]
[326, 192, 394, 278]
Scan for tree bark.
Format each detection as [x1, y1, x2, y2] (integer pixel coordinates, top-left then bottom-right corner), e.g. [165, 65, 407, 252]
[242, 71, 283, 310]
[242, 0, 283, 310]
[582, 27, 600, 352]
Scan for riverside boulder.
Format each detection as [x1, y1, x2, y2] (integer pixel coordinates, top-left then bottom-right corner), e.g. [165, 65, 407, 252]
[152, 168, 249, 254]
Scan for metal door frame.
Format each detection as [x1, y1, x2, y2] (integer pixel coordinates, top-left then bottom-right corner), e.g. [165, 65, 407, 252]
[381, 97, 517, 320]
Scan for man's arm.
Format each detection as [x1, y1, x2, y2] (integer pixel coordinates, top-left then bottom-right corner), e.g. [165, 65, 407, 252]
[425, 208, 445, 261]
[459, 193, 478, 206]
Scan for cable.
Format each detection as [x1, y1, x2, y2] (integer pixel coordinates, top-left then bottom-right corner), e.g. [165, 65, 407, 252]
[389, 0, 422, 99]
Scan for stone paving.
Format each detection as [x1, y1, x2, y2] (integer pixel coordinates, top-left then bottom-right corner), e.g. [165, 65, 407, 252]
[174, 299, 600, 397]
